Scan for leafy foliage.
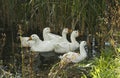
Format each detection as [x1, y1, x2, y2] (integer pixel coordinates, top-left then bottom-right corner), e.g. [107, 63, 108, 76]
[90, 47, 120, 78]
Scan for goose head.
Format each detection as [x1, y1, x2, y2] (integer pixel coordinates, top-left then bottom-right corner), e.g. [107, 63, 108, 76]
[43, 27, 51, 33]
[62, 28, 69, 34]
[62, 28, 69, 37]
[62, 28, 72, 34]
[71, 30, 79, 38]
[80, 41, 87, 46]
[29, 34, 40, 41]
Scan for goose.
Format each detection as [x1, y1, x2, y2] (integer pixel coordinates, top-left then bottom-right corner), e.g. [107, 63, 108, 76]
[54, 30, 79, 53]
[28, 34, 56, 52]
[43, 27, 71, 41]
[59, 41, 87, 65]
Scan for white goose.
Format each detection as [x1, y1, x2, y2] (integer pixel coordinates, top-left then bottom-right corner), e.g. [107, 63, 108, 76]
[59, 41, 87, 64]
[28, 34, 56, 52]
[43, 27, 70, 41]
[54, 30, 79, 53]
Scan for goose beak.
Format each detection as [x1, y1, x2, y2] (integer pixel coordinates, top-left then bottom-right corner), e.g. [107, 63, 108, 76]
[50, 27, 53, 32]
[78, 32, 81, 37]
[50, 28, 51, 32]
[28, 37, 32, 41]
[68, 29, 72, 33]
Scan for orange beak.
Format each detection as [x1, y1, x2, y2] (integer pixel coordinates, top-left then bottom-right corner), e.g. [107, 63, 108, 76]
[50, 28, 52, 32]
[78, 32, 80, 36]
[49, 27, 53, 32]
[28, 37, 32, 41]
[68, 29, 73, 33]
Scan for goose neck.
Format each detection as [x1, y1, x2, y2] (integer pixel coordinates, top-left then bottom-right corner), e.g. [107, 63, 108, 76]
[80, 45, 86, 54]
[71, 35, 77, 43]
[43, 32, 47, 39]
[62, 33, 67, 39]
[77, 45, 87, 62]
